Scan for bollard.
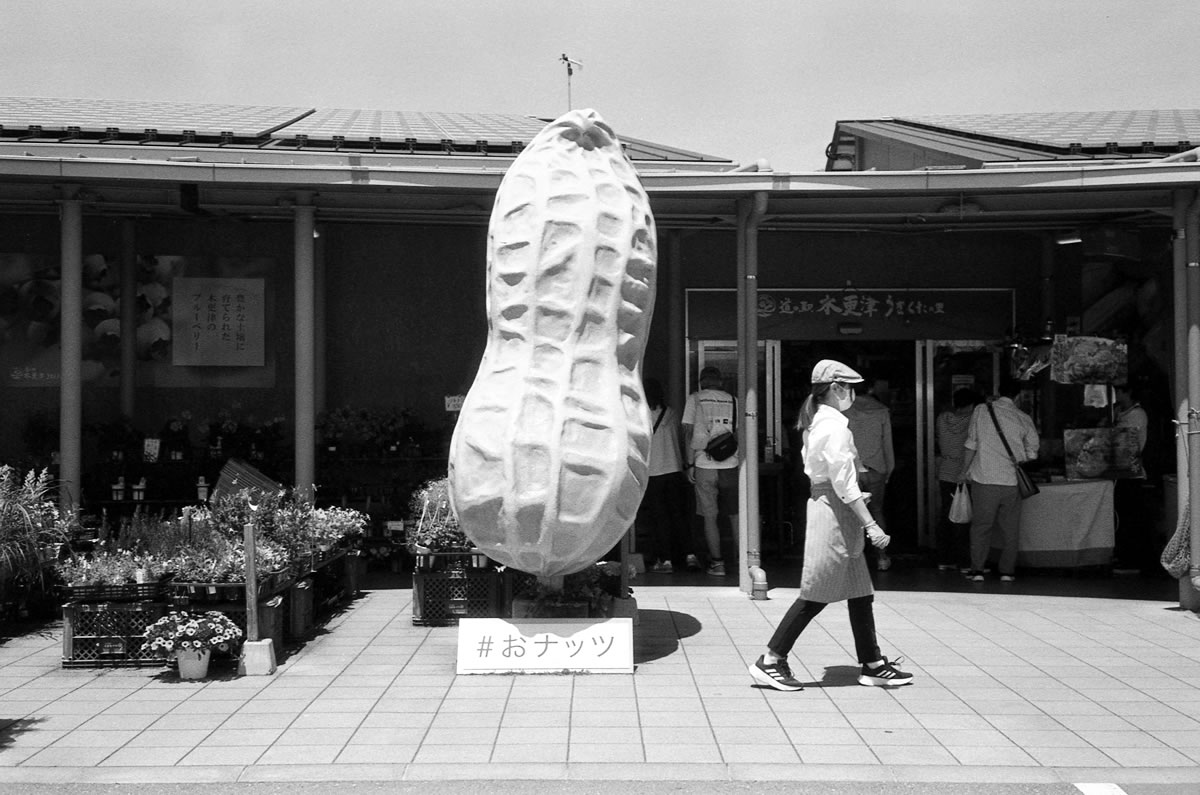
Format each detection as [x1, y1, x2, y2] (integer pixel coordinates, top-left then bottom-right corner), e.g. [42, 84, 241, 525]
[749, 566, 769, 600]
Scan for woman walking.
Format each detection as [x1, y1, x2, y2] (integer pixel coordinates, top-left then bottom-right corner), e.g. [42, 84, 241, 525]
[748, 359, 913, 691]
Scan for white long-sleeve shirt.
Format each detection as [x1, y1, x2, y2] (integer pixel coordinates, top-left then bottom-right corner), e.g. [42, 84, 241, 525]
[803, 404, 865, 504]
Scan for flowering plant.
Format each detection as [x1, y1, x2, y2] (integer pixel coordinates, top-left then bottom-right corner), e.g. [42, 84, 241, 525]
[55, 549, 167, 586]
[310, 507, 366, 547]
[141, 610, 243, 654]
[405, 478, 471, 552]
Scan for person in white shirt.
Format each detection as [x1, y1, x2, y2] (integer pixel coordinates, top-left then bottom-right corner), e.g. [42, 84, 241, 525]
[682, 365, 739, 577]
[958, 378, 1039, 583]
[748, 359, 913, 691]
[637, 378, 689, 574]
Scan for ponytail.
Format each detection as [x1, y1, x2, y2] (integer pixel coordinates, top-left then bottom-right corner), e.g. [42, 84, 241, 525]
[795, 382, 835, 432]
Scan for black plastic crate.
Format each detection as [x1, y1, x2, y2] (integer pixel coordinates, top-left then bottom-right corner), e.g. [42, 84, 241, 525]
[61, 582, 166, 603]
[62, 601, 168, 668]
[412, 568, 505, 626]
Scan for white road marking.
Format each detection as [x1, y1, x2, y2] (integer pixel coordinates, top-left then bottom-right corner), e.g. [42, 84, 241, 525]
[1074, 784, 1127, 795]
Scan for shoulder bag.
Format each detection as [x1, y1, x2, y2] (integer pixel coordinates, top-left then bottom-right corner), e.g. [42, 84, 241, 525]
[703, 397, 738, 462]
[986, 402, 1039, 499]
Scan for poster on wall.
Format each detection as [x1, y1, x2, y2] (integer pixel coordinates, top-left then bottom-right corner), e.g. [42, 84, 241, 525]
[1049, 335, 1127, 385]
[1063, 426, 1143, 479]
[0, 253, 275, 388]
[172, 278, 265, 367]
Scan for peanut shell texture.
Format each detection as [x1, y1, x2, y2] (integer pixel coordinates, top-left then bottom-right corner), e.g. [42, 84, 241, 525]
[448, 109, 657, 577]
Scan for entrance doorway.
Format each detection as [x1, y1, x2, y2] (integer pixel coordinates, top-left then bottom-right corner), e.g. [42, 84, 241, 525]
[780, 341, 920, 553]
[687, 337, 1005, 564]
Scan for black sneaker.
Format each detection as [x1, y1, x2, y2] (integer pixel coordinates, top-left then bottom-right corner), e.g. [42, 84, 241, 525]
[859, 656, 914, 687]
[748, 655, 803, 691]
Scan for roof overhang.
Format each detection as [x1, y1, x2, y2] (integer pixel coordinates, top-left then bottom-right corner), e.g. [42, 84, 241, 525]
[1, 145, 1198, 232]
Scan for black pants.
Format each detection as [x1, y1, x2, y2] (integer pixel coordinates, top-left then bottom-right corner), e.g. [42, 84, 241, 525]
[936, 480, 969, 568]
[1114, 478, 1155, 571]
[767, 594, 881, 665]
[637, 471, 690, 567]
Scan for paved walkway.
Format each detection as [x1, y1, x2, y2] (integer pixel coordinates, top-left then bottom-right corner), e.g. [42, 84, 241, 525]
[2, 576, 1199, 787]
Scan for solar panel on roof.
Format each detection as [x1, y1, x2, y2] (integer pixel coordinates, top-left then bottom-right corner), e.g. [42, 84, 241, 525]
[0, 96, 311, 138]
[279, 108, 548, 145]
[902, 109, 1200, 150]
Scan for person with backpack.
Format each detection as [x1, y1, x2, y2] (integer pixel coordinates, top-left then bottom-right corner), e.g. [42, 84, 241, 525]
[682, 365, 739, 577]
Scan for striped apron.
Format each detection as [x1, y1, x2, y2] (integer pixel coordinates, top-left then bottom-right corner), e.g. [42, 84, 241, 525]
[799, 482, 875, 603]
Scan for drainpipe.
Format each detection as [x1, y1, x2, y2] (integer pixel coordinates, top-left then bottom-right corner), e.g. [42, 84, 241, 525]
[1171, 193, 1191, 584]
[1185, 192, 1200, 593]
[738, 192, 769, 597]
[730, 158, 772, 174]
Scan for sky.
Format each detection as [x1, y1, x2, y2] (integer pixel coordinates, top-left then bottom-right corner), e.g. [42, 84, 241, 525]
[3, 1, 1199, 172]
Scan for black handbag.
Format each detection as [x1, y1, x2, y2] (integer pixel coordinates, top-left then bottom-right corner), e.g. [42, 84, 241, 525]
[987, 402, 1039, 499]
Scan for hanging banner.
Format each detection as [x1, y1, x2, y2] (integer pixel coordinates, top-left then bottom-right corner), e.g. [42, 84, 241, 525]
[686, 288, 1014, 341]
[173, 277, 266, 367]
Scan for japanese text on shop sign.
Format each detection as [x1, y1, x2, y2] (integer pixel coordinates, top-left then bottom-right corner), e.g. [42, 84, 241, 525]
[758, 292, 946, 319]
[686, 287, 1014, 341]
[456, 618, 633, 674]
[8, 366, 59, 383]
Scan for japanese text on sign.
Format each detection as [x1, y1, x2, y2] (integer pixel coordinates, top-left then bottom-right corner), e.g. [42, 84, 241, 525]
[758, 292, 946, 319]
[686, 288, 1015, 341]
[171, 277, 265, 367]
[456, 618, 634, 674]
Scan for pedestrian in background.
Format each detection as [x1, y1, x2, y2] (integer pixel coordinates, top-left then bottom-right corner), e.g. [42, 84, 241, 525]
[748, 359, 913, 691]
[959, 378, 1039, 583]
[1112, 383, 1152, 574]
[682, 365, 739, 577]
[844, 376, 895, 571]
[935, 388, 979, 572]
[638, 378, 689, 574]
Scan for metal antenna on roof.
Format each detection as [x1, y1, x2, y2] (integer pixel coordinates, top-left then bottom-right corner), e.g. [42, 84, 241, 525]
[560, 53, 583, 110]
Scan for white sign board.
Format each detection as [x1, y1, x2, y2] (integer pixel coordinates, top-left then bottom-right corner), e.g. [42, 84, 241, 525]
[456, 617, 633, 674]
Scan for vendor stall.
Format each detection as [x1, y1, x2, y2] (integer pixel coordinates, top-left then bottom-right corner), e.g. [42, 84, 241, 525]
[1015, 478, 1114, 568]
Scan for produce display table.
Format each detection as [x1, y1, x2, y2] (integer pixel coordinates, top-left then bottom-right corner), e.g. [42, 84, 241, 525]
[1015, 478, 1115, 568]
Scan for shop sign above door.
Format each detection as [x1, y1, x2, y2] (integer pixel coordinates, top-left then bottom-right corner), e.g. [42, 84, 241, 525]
[687, 288, 1014, 341]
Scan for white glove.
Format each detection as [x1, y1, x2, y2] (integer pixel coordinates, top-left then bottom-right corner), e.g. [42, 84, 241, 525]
[867, 525, 890, 549]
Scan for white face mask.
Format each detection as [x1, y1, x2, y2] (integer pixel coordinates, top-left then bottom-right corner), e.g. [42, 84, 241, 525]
[832, 384, 854, 411]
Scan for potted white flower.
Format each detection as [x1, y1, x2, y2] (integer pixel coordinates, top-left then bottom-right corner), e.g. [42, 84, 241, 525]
[141, 610, 243, 679]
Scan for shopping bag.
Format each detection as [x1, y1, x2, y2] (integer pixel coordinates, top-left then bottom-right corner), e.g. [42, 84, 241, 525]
[1015, 465, 1040, 499]
[948, 483, 972, 524]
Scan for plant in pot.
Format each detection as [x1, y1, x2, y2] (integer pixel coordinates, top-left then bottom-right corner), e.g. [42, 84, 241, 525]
[0, 466, 71, 617]
[512, 560, 626, 618]
[55, 548, 170, 602]
[406, 477, 483, 567]
[141, 610, 243, 679]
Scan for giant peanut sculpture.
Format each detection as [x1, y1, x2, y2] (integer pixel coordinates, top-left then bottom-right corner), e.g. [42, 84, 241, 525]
[448, 109, 657, 577]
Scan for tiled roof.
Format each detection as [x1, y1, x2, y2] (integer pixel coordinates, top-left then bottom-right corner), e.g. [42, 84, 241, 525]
[897, 109, 1200, 152]
[0, 95, 729, 161]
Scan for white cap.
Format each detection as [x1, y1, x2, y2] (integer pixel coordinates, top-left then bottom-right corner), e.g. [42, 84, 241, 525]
[811, 359, 864, 384]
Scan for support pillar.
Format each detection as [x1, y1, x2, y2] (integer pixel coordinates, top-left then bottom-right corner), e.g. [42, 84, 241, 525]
[293, 199, 316, 500]
[737, 192, 768, 595]
[58, 195, 83, 512]
[119, 219, 137, 419]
